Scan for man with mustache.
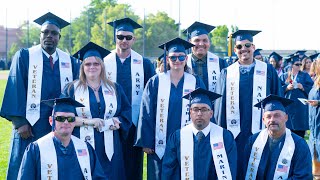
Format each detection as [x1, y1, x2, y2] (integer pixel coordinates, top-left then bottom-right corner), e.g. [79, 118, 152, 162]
[0, 12, 80, 180]
[241, 94, 312, 179]
[214, 30, 283, 177]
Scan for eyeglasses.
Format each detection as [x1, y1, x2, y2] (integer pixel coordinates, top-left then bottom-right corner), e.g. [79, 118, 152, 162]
[191, 107, 211, 113]
[41, 30, 60, 36]
[116, 35, 133, 40]
[168, 55, 186, 62]
[235, 43, 253, 50]
[84, 62, 100, 67]
[293, 63, 302, 66]
[55, 116, 76, 122]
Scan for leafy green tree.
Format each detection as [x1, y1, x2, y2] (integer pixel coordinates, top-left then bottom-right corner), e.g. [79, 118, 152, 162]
[18, 22, 40, 48]
[211, 25, 229, 55]
[8, 43, 19, 60]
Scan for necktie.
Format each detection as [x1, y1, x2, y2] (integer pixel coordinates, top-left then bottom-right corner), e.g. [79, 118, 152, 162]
[49, 55, 54, 69]
[196, 131, 204, 142]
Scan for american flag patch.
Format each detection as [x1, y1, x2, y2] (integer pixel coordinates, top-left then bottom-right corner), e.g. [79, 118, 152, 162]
[104, 90, 113, 95]
[213, 142, 224, 150]
[61, 62, 70, 68]
[184, 89, 192, 95]
[256, 70, 265, 76]
[209, 58, 217, 62]
[133, 59, 141, 64]
[277, 164, 288, 172]
[77, 149, 88, 156]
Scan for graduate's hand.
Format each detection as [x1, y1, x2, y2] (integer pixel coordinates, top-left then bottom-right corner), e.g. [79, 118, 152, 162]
[90, 118, 104, 129]
[308, 100, 319, 107]
[287, 83, 294, 91]
[18, 124, 33, 139]
[109, 117, 121, 130]
[143, 148, 155, 154]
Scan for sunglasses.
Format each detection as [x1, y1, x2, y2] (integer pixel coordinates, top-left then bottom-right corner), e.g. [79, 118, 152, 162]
[116, 35, 133, 40]
[55, 116, 76, 122]
[293, 63, 302, 66]
[235, 43, 253, 50]
[84, 62, 100, 67]
[168, 55, 186, 61]
[41, 30, 60, 36]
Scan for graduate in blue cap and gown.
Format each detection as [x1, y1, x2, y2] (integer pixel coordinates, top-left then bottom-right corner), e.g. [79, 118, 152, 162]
[183, 21, 227, 92]
[155, 54, 165, 74]
[18, 97, 107, 179]
[214, 29, 283, 177]
[0, 12, 80, 180]
[269, 51, 284, 77]
[295, 50, 307, 61]
[279, 54, 313, 138]
[253, 48, 264, 62]
[308, 53, 320, 81]
[62, 42, 132, 179]
[103, 17, 155, 180]
[135, 37, 206, 180]
[242, 94, 312, 179]
[161, 88, 237, 179]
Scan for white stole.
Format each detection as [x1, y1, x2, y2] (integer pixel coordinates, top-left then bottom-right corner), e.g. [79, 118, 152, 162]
[74, 81, 117, 161]
[245, 129, 295, 180]
[36, 133, 92, 180]
[226, 60, 267, 138]
[26, 45, 72, 126]
[155, 71, 196, 159]
[104, 49, 144, 126]
[187, 52, 220, 92]
[181, 122, 232, 180]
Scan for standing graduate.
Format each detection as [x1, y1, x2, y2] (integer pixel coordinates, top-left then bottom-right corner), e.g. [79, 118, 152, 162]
[103, 17, 155, 180]
[183, 21, 227, 92]
[214, 30, 283, 177]
[280, 54, 314, 138]
[269, 51, 284, 77]
[18, 97, 107, 179]
[135, 37, 206, 180]
[161, 88, 237, 180]
[254, 48, 264, 62]
[242, 95, 312, 179]
[0, 12, 80, 180]
[62, 42, 132, 179]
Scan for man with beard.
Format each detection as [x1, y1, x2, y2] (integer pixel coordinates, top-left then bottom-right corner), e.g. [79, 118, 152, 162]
[0, 12, 80, 180]
[183, 21, 227, 93]
[242, 95, 312, 179]
[214, 30, 283, 177]
[104, 17, 155, 180]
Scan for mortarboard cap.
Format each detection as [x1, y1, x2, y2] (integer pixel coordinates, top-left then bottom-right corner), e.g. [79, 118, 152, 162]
[232, 30, 261, 42]
[42, 97, 84, 115]
[158, 37, 194, 72]
[34, 12, 70, 29]
[295, 50, 307, 56]
[182, 88, 222, 109]
[157, 54, 165, 63]
[309, 53, 320, 61]
[254, 94, 293, 113]
[287, 54, 300, 63]
[254, 48, 262, 57]
[108, 17, 142, 42]
[73, 42, 111, 60]
[269, 52, 283, 63]
[183, 21, 215, 40]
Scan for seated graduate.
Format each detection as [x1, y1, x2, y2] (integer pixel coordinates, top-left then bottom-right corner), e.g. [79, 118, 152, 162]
[161, 88, 237, 180]
[18, 97, 107, 179]
[63, 42, 132, 179]
[242, 94, 312, 179]
[135, 37, 206, 180]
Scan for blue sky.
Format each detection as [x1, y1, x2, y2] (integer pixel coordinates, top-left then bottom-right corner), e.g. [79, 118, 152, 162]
[1, 0, 319, 51]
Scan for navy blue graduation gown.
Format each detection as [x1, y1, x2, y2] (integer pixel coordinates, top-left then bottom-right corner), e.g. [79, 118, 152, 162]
[135, 74, 205, 180]
[0, 48, 80, 180]
[242, 132, 312, 179]
[161, 128, 237, 180]
[113, 54, 155, 180]
[63, 82, 131, 180]
[19, 136, 107, 180]
[214, 62, 283, 176]
[308, 87, 320, 160]
[280, 71, 313, 130]
[189, 55, 228, 90]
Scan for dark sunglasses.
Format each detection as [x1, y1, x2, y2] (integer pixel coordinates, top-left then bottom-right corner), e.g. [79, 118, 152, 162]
[293, 63, 302, 66]
[168, 55, 186, 61]
[84, 62, 100, 67]
[235, 43, 253, 50]
[55, 116, 76, 122]
[116, 35, 133, 40]
[41, 30, 60, 36]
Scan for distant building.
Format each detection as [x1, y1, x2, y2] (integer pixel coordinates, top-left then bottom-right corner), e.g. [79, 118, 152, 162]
[0, 25, 22, 61]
